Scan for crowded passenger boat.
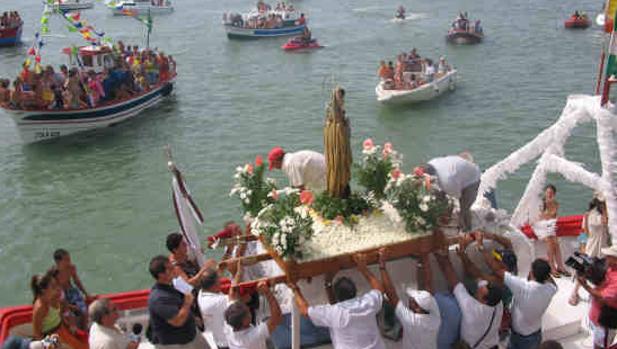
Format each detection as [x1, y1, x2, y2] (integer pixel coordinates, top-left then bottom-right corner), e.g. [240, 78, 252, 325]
[0, 11, 23, 47]
[109, 0, 174, 16]
[0, 41, 177, 142]
[375, 49, 457, 104]
[565, 11, 591, 29]
[223, 1, 307, 39]
[50, 0, 95, 12]
[446, 12, 483, 44]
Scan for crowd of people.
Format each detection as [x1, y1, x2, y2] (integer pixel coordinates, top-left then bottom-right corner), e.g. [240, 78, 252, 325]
[0, 41, 176, 111]
[451, 12, 482, 33]
[0, 12, 21, 30]
[377, 48, 451, 90]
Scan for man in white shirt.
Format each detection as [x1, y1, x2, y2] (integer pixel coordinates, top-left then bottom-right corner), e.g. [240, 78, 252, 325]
[88, 298, 139, 349]
[378, 248, 440, 349]
[198, 267, 234, 349]
[224, 280, 282, 349]
[268, 147, 326, 191]
[475, 232, 557, 349]
[435, 246, 503, 349]
[289, 253, 386, 349]
[422, 152, 481, 232]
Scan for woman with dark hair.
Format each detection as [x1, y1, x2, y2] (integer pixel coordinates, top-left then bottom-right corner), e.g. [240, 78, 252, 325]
[533, 184, 570, 278]
[31, 270, 87, 349]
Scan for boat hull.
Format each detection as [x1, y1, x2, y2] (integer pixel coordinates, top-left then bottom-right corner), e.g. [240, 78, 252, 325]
[375, 70, 457, 105]
[0, 25, 22, 47]
[446, 31, 483, 44]
[225, 24, 306, 39]
[564, 18, 591, 28]
[1, 80, 174, 143]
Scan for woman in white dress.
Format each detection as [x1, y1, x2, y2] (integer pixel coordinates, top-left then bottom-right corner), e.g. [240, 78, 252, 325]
[569, 195, 609, 305]
[533, 184, 570, 278]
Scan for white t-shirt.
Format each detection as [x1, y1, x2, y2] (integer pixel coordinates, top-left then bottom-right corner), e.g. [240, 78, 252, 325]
[308, 289, 385, 349]
[395, 300, 440, 349]
[197, 290, 229, 347]
[504, 272, 557, 336]
[428, 156, 481, 198]
[225, 322, 269, 349]
[281, 151, 326, 191]
[425, 65, 436, 76]
[453, 283, 502, 349]
[89, 323, 130, 349]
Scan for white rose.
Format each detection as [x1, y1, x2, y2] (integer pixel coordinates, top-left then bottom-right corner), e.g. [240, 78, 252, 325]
[419, 203, 429, 212]
[236, 166, 243, 172]
[422, 195, 431, 203]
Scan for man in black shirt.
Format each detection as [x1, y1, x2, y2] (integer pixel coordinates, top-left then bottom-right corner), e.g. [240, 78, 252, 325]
[147, 255, 207, 349]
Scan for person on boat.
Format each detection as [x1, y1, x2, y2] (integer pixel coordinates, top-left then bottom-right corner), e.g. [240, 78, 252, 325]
[437, 56, 450, 75]
[417, 152, 481, 233]
[300, 26, 312, 44]
[378, 61, 390, 80]
[569, 194, 609, 306]
[147, 255, 208, 349]
[396, 5, 406, 19]
[407, 74, 418, 89]
[198, 260, 250, 349]
[386, 61, 395, 79]
[31, 270, 88, 349]
[532, 184, 570, 278]
[474, 20, 483, 33]
[268, 147, 326, 191]
[394, 55, 406, 89]
[576, 245, 617, 349]
[2, 335, 61, 349]
[472, 232, 557, 349]
[573, 10, 581, 19]
[88, 298, 139, 349]
[434, 244, 504, 349]
[53, 249, 94, 330]
[297, 13, 306, 26]
[224, 280, 282, 348]
[424, 59, 435, 83]
[289, 252, 387, 349]
[0, 79, 10, 105]
[379, 248, 441, 349]
[166, 232, 214, 288]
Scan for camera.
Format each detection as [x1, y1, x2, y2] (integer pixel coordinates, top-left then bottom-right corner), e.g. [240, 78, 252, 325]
[565, 252, 606, 285]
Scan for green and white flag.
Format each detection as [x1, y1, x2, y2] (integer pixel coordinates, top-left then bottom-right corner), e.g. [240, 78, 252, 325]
[606, 11, 617, 78]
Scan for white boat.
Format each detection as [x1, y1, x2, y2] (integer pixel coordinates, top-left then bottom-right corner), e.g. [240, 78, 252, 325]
[375, 69, 457, 104]
[50, 0, 95, 11]
[109, 0, 174, 16]
[0, 45, 176, 143]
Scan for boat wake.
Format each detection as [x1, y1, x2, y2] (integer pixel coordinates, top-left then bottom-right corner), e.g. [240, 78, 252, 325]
[389, 12, 427, 23]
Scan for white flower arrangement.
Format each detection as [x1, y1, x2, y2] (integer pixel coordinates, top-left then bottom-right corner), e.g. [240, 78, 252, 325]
[230, 156, 277, 218]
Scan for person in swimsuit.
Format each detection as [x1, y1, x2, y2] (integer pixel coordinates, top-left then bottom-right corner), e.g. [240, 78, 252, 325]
[53, 249, 95, 330]
[533, 184, 570, 278]
[31, 270, 87, 349]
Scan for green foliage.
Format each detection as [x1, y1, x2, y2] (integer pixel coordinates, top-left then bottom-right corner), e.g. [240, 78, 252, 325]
[312, 191, 375, 225]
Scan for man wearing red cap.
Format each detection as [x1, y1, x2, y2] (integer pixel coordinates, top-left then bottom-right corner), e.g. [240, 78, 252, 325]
[268, 147, 326, 191]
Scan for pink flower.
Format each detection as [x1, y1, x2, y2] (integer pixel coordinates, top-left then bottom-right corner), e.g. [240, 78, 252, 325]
[300, 190, 314, 206]
[246, 164, 254, 175]
[390, 168, 401, 180]
[255, 155, 263, 167]
[270, 189, 279, 201]
[413, 166, 425, 177]
[382, 142, 394, 158]
[363, 138, 374, 151]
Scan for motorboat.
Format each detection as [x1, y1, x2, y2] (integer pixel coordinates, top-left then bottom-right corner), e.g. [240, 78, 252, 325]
[50, 0, 95, 12]
[223, 9, 306, 39]
[375, 69, 457, 104]
[282, 37, 323, 51]
[109, 0, 174, 16]
[565, 14, 591, 29]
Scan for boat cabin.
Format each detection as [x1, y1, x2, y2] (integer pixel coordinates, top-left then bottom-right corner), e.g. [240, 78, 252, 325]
[62, 45, 115, 73]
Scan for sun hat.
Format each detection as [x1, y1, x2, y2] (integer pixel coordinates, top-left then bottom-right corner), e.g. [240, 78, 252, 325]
[405, 288, 435, 313]
[267, 147, 285, 170]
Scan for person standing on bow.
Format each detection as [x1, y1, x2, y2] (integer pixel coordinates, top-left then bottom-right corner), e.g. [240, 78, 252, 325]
[268, 146, 326, 191]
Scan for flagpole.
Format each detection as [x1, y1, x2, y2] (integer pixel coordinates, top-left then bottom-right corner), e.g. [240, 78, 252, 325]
[146, 8, 151, 50]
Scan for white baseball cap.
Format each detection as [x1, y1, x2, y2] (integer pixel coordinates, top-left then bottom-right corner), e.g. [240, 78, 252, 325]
[405, 288, 436, 313]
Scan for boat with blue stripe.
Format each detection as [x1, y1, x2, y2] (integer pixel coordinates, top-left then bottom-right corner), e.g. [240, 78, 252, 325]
[223, 7, 307, 39]
[0, 45, 176, 143]
[0, 22, 23, 47]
